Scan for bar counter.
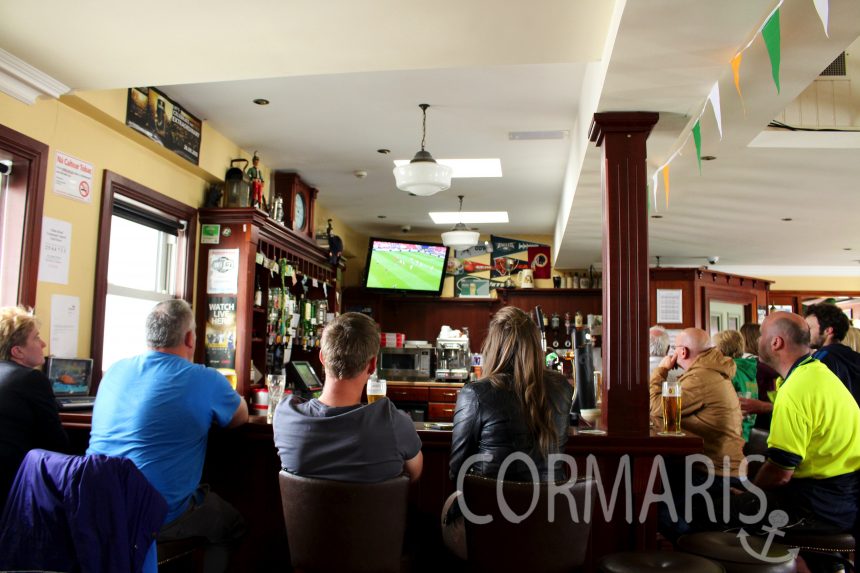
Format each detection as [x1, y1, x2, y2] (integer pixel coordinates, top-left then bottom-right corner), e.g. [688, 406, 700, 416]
[60, 412, 701, 572]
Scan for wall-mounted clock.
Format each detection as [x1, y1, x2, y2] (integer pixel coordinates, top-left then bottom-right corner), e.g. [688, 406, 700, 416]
[272, 172, 317, 241]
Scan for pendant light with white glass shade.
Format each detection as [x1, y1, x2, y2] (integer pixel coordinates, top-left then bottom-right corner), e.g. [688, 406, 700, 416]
[441, 195, 480, 250]
[393, 104, 452, 196]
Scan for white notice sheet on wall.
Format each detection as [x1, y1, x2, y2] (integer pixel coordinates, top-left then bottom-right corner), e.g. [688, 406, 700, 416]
[38, 217, 72, 285]
[656, 289, 683, 324]
[50, 294, 80, 358]
[207, 248, 240, 294]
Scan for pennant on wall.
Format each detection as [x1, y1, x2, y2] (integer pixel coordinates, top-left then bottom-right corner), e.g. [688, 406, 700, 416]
[761, 9, 781, 93]
[707, 82, 722, 140]
[692, 121, 702, 174]
[813, 0, 829, 37]
[527, 246, 552, 279]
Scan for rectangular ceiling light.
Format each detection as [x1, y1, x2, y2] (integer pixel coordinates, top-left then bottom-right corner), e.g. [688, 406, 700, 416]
[393, 158, 502, 178]
[429, 211, 509, 224]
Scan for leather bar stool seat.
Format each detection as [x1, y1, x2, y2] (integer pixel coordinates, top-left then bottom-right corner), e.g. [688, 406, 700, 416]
[598, 551, 725, 572]
[779, 529, 855, 553]
[677, 532, 796, 573]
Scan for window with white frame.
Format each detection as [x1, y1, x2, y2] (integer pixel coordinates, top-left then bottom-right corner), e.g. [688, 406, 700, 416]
[92, 171, 196, 381]
[101, 199, 185, 371]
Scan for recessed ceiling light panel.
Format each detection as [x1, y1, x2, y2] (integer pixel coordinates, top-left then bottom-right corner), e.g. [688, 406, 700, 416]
[508, 130, 569, 140]
[429, 211, 509, 224]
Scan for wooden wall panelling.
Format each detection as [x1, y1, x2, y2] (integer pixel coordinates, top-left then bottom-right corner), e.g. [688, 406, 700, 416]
[649, 275, 697, 329]
[768, 290, 860, 314]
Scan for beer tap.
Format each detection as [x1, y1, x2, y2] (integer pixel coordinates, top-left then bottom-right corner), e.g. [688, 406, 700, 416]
[533, 305, 547, 353]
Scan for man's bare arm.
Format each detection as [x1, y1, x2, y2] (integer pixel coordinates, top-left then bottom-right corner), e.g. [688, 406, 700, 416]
[226, 398, 249, 428]
[403, 451, 423, 482]
[753, 460, 794, 489]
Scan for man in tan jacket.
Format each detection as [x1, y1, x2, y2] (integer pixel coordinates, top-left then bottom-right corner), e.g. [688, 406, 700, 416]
[650, 327, 745, 476]
[650, 328, 747, 540]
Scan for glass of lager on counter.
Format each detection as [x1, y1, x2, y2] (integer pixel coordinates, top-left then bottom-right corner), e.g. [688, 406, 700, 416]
[367, 375, 387, 404]
[659, 381, 683, 435]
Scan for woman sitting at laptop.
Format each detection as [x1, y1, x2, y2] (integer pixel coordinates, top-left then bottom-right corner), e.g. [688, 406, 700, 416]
[0, 306, 69, 512]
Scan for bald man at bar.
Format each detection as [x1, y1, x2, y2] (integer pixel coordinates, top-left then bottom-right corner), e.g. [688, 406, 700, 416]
[650, 327, 745, 475]
[752, 312, 860, 532]
[650, 327, 745, 539]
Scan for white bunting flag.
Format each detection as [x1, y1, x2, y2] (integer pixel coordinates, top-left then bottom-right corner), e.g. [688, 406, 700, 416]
[813, 0, 829, 37]
[708, 82, 723, 140]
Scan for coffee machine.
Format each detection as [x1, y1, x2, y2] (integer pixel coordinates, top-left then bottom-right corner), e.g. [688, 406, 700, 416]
[571, 326, 596, 413]
[435, 337, 471, 382]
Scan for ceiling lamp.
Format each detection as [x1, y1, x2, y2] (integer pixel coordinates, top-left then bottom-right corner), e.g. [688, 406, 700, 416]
[393, 103, 452, 196]
[441, 195, 480, 250]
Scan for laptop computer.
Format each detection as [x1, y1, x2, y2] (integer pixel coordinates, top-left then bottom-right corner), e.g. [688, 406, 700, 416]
[45, 357, 96, 411]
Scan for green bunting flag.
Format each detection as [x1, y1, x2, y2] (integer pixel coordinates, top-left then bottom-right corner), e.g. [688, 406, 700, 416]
[646, 182, 651, 213]
[692, 121, 702, 174]
[762, 9, 781, 93]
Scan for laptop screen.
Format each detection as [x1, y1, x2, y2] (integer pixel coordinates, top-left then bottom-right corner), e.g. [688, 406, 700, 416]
[45, 357, 93, 397]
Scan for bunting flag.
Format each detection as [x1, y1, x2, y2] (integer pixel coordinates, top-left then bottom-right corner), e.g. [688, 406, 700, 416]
[692, 121, 702, 174]
[762, 9, 781, 93]
[646, 182, 651, 213]
[813, 0, 829, 37]
[651, 171, 660, 213]
[662, 165, 671, 208]
[731, 54, 745, 113]
[707, 82, 723, 140]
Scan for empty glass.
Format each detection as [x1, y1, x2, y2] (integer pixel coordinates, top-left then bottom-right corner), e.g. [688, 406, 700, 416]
[267, 375, 285, 424]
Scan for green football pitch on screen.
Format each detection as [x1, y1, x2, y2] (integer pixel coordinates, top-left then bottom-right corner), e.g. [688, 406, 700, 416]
[367, 251, 445, 290]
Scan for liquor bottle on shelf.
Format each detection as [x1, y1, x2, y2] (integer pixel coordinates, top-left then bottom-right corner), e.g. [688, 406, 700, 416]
[254, 276, 263, 307]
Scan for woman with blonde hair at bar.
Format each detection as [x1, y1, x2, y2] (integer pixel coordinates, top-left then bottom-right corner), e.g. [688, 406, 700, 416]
[441, 306, 573, 560]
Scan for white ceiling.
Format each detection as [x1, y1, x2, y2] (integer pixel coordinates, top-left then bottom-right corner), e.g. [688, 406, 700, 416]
[1, 0, 859, 272]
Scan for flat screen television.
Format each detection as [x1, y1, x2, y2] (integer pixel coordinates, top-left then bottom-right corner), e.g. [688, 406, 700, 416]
[363, 237, 450, 295]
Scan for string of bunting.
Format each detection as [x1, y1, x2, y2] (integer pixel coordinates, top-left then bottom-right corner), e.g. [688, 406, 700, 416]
[254, 251, 333, 292]
[650, 0, 830, 211]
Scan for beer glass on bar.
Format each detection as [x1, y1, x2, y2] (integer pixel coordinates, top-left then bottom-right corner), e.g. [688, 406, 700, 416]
[367, 376, 387, 404]
[659, 381, 684, 435]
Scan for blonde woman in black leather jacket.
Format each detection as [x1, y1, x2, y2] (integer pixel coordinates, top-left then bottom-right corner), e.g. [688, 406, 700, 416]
[441, 306, 573, 559]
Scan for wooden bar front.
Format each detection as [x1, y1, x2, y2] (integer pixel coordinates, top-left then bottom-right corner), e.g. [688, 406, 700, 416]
[60, 413, 701, 572]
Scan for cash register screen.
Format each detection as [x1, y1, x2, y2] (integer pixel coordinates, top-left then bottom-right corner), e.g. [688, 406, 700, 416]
[288, 361, 322, 392]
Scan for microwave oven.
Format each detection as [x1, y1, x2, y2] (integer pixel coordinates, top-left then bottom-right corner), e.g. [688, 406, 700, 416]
[378, 346, 434, 381]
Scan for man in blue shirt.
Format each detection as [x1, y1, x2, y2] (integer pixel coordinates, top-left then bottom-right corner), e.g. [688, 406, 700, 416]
[804, 302, 860, 407]
[89, 299, 248, 573]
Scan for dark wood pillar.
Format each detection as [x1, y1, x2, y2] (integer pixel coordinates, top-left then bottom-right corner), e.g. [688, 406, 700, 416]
[589, 112, 659, 436]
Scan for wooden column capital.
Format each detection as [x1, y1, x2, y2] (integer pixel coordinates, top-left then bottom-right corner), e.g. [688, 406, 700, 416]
[589, 112, 660, 146]
[592, 111, 659, 436]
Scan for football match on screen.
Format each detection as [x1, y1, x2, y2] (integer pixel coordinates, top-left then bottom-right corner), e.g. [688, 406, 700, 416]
[366, 241, 447, 291]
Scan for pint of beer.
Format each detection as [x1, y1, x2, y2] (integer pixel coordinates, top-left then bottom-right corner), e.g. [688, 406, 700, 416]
[661, 381, 683, 435]
[367, 376, 386, 404]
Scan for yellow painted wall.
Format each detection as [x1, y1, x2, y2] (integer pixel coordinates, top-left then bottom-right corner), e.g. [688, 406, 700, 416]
[766, 275, 860, 292]
[0, 90, 287, 359]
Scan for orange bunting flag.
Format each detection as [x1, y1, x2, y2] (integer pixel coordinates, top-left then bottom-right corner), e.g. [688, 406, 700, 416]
[731, 53, 745, 114]
[662, 165, 671, 208]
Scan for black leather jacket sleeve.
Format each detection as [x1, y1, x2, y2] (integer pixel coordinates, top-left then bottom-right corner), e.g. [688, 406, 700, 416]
[448, 384, 481, 482]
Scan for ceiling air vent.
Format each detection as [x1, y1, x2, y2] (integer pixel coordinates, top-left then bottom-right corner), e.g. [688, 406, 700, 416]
[820, 52, 846, 77]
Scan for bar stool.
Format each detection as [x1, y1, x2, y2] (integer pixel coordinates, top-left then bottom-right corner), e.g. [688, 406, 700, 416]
[598, 551, 725, 572]
[157, 537, 206, 573]
[677, 531, 797, 573]
[777, 529, 856, 573]
[462, 475, 594, 573]
[278, 471, 410, 573]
